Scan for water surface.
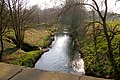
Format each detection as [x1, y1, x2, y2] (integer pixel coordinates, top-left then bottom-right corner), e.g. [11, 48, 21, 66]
[35, 29, 85, 76]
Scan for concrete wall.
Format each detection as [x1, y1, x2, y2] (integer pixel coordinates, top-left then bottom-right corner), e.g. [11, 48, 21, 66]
[0, 63, 109, 80]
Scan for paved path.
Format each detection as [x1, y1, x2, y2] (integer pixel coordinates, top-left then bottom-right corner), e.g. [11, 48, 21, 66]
[0, 63, 109, 80]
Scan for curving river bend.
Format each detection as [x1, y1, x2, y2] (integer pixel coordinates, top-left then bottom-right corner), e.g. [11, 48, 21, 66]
[35, 29, 85, 76]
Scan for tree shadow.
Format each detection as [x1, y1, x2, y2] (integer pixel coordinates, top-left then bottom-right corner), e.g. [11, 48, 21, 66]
[3, 46, 19, 54]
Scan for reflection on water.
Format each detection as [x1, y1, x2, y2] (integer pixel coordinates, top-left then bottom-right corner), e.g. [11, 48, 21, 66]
[35, 29, 85, 76]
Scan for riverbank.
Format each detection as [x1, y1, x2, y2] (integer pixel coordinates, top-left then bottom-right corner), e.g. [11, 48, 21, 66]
[76, 21, 120, 79]
[1, 25, 58, 67]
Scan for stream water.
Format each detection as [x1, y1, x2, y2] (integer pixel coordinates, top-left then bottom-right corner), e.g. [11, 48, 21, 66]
[35, 28, 85, 76]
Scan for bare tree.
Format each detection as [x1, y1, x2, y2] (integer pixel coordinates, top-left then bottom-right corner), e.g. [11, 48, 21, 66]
[7, 0, 33, 48]
[29, 5, 41, 24]
[82, 0, 120, 78]
[0, 0, 9, 60]
[91, 0, 119, 79]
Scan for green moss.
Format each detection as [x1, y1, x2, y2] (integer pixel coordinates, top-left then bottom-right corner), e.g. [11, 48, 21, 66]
[3, 30, 15, 50]
[3, 49, 42, 67]
[20, 50, 42, 67]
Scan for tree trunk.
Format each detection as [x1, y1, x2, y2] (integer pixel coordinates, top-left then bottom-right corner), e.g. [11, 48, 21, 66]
[15, 33, 23, 48]
[0, 35, 3, 60]
[107, 40, 119, 79]
[102, 20, 119, 79]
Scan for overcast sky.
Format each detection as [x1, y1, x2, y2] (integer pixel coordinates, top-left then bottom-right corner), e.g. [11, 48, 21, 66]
[28, 0, 65, 10]
[28, 0, 120, 13]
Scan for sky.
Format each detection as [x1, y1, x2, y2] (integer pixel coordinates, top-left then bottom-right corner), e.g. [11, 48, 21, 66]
[28, 0, 65, 10]
[28, 0, 120, 13]
[86, 0, 120, 13]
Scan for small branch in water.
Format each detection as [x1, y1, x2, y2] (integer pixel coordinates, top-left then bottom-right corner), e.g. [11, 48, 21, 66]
[39, 46, 50, 52]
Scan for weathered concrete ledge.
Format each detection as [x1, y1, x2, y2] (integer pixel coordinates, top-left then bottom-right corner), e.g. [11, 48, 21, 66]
[0, 63, 109, 80]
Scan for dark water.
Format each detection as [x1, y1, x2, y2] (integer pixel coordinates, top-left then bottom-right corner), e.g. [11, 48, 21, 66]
[35, 29, 85, 76]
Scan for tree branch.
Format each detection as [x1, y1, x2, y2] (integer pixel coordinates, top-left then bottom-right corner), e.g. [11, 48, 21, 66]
[104, 0, 108, 20]
[92, 0, 104, 20]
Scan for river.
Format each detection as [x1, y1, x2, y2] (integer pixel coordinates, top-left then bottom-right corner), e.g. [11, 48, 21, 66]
[35, 28, 85, 76]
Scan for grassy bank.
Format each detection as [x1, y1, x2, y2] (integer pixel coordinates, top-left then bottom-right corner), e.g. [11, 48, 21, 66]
[2, 49, 41, 67]
[77, 21, 120, 79]
[1, 25, 58, 67]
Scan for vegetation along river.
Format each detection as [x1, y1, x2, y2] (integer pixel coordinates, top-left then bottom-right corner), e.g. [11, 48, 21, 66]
[35, 28, 85, 76]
